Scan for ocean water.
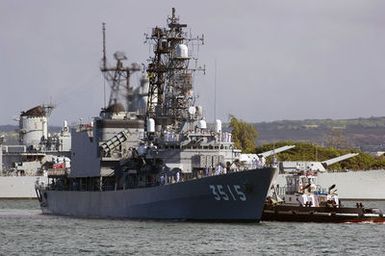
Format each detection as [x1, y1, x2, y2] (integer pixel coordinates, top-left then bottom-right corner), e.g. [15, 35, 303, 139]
[1, 200, 385, 255]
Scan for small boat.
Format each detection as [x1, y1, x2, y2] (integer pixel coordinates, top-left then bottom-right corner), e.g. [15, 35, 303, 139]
[262, 170, 385, 223]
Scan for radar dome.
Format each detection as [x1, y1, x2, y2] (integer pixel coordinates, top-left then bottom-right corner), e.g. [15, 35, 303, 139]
[188, 106, 196, 115]
[113, 51, 127, 61]
[147, 118, 155, 133]
[215, 119, 222, 133]
[176, 44, 188, 59]
[198, 120, 207, 129]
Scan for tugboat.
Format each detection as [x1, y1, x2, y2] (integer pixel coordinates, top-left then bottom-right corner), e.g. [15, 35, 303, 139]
[262, 169, 385, 223]
[35, 8, 276, 221]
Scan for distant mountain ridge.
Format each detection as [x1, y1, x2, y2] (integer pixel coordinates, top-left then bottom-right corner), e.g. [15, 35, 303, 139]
[0, 125, 18, 132]
[254, 116, 385, 152]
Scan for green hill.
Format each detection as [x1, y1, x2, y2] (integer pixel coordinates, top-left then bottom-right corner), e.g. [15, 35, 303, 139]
[254, 117, 385, 152]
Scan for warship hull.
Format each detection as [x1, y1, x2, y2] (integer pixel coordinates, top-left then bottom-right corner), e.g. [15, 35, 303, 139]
[37, 168, 275, 221]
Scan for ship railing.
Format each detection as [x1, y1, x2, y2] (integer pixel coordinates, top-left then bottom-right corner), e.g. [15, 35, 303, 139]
[314, 187, 329, 195]
[274, 186, 329, 196]
[47, 168, 70, 177]
[37, 180, 69, 191]
[274, 186, 287, 196]
[240, 163, 269, 170]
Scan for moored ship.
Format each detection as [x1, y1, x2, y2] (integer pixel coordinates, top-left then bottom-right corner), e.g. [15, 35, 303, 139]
[0, 105, 70, 198]
[36, 8, 276, 221]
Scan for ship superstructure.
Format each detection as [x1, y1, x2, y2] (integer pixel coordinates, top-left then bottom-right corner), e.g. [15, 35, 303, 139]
[64, 22, 146, 189]
[0, 105, 70, 198]
[143, 8, 237, 176]
[1, 104, 71, 177]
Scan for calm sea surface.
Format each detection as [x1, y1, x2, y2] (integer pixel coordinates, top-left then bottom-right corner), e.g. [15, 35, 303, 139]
[1, 199, 384, 255]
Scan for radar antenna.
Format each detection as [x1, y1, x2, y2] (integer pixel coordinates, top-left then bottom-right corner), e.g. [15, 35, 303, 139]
[101, 23, 141, 112]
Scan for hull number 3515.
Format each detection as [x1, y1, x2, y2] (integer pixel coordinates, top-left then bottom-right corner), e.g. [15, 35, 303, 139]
[209, 185, 247, 201]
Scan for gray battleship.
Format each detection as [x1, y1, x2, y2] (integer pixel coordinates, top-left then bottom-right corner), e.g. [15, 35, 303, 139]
[36, 8, 276, 221]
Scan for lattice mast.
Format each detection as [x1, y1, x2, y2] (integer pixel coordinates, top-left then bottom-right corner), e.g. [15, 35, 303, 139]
[145, 8, 204, 132]
[101, 23, 141, 111]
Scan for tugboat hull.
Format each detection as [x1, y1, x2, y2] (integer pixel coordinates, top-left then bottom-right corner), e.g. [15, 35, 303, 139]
[262, 204, 385, 223]
[38, 168, 275, 221]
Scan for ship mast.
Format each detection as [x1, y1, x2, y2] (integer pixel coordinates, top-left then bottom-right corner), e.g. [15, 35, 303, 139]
[145, 8, 205, 133]
[101, 23, 141, 112]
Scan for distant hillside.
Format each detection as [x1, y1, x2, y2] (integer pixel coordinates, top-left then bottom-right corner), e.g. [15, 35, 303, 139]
[0, 125, 18, 132]
[254, 117, 385, 152]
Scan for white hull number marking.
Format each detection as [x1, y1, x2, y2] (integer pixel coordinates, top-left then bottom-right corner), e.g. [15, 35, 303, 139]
[209, 185, 247, 201]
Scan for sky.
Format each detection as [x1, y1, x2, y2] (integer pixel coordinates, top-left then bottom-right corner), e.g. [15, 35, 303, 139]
[1, 0, 385, 126]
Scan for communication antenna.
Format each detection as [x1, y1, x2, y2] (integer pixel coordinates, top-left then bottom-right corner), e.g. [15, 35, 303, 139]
[102, 22, 107, 108]
[100, 23, 140, 111]
[103, 77, 107, 109]
[214, 58, 217, 123]
[102, 22, 107, 70]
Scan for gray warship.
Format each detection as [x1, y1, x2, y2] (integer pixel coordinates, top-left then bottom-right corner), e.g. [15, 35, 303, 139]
[36, 9, 276, 221]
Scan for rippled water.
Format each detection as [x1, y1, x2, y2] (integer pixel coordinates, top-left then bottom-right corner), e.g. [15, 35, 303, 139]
[1, 200, 385, 255]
